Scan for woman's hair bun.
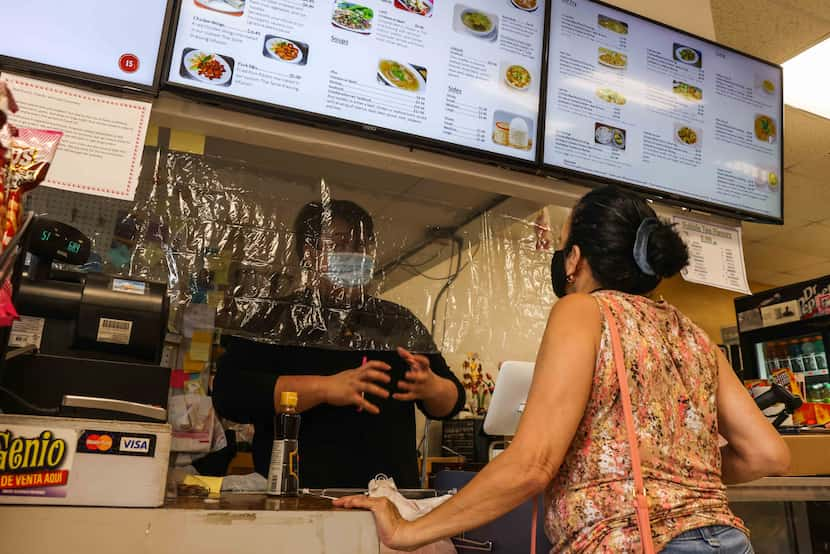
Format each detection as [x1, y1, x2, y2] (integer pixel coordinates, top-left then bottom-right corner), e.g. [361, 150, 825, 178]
[646, 222, 689, 278]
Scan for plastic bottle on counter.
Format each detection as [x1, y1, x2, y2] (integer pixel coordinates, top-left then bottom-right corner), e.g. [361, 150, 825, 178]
[266, 392, 301, 497]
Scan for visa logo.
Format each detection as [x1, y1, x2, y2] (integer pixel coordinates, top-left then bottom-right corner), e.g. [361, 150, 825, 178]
[120, 437, 150, 454]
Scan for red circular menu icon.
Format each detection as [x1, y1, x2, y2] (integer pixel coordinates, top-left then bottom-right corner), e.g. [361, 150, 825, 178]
[118, 53, 140, 74]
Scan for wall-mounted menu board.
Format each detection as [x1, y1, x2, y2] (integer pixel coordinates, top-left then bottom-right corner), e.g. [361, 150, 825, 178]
[543, 0, 783, 222]
[0, 1, 172, 90]
[166, 0, 546, 163]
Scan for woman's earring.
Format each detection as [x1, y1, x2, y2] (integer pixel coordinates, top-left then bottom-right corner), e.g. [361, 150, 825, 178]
[566, 274, 575, 284]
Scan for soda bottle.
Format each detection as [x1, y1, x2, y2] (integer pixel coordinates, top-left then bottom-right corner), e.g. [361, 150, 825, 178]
[788, 340, 805, 373]
[814, 338, 828, 371]
[801, 337, 818, 373]
[266, 391, 301, 497]
[279, 391, 301, 497]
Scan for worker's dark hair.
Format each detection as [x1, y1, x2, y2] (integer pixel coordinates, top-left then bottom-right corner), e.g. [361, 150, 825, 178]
[293, 200, 375, 259]
[566, 186, 689, 295]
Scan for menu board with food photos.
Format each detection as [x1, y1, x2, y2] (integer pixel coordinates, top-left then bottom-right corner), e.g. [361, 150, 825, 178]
[543, 0, 783, 221]
[0, 1, 171, 89]
[166, 0, 545, 162]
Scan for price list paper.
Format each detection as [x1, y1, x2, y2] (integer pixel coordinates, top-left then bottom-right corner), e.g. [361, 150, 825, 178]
[672, 214, 751, 294]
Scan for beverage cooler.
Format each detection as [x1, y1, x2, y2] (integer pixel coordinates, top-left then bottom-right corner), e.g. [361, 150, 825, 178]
[734, 275, 830, 404]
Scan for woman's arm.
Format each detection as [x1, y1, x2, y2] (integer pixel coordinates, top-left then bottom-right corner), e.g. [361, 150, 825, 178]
[335, 293, 601, 550]
[716, 349, 790, 484]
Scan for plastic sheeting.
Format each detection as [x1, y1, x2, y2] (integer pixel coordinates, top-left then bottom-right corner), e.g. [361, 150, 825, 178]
[27, 146, 560, 368]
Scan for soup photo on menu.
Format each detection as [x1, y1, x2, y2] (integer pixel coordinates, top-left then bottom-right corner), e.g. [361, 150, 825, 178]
[376, 60, 428, 94]
[453, 4, 499, 42]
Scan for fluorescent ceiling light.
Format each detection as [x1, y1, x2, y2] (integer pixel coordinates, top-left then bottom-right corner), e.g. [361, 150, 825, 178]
[783, 36, 830, 119]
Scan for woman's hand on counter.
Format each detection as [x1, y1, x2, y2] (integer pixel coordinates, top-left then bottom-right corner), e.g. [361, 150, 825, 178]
[323, 360, 392, 415]
[332, 495, 417, 551]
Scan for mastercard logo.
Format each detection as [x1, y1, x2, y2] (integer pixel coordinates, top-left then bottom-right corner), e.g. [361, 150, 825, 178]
[85, 434, 113, 452]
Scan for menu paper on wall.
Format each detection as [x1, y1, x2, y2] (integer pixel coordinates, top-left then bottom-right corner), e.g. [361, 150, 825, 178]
[0, 1, 169, 87]
[1, 74, 151, 201]
[672, 214, 751, 294]
[167, 0, 545, 162]
[544, 0, 782, 220]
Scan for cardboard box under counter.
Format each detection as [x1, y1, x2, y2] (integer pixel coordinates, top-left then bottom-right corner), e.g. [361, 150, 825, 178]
[781, 434, 830, 476]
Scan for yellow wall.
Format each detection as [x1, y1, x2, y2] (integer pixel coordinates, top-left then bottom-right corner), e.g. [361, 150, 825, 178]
[654, 277, 772, 341]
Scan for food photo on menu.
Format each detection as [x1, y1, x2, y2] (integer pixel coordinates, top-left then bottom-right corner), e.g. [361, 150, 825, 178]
[332, 2, 374, 35]
[594, 122, 626, 151]
[596, 87, 626, 105]
[376, 60, 427, 93]
[510, 0, 540, 12]
[194, 0, 246, 16]
[263, 35, 309, 66]
[453, 5, 499, 42]
[675, 123, 702, 148]
[501, 62, 532, 92]
[598, 47, 627, 70]
[755, 114, 777, 143]
[394, 0, 433, 17]
[179, 49, 234, 87]
[492, 111, 534, 151]
[597, 13, 628, 34]
[673, 80, 702, 102]
[673, 43, 702, 68]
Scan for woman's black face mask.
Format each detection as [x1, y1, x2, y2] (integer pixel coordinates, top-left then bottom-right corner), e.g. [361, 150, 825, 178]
[551, 248, 569, 298]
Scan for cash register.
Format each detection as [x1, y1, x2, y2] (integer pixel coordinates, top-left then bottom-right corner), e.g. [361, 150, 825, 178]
[0, 216, 172, 507]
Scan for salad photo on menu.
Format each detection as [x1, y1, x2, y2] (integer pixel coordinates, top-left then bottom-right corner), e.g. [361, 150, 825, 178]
[492, 111, 534, 150]
[194, 0, 245, 16]
[263, 35, 309, 65]
[394, 0, 433, 17]
[180, 49, 234, 86]
[376, 60, 427, 93]
[332, 2, 374, 34]
[453, 5, 499, 42]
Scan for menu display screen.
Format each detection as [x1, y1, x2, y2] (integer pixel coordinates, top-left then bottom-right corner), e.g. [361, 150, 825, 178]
[166, 0, 546, 162]
[543, 0, 783, 221]
[0, 1, 171, 89]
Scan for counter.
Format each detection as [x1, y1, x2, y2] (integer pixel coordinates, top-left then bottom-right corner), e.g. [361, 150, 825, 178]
[2, 478, 829, 554]
[0, 494, 379, 554]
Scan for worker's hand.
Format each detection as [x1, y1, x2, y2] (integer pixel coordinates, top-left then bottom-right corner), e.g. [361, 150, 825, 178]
[324, 360, 391, 415]
[394, 347, 441, 402]
[333, 495, 418, 551]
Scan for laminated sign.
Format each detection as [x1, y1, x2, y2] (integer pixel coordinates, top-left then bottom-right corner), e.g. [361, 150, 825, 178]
[0, 425, 77, 498]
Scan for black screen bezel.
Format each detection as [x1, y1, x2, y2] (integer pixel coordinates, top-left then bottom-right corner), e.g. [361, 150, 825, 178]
[0, 0, 176, 94]
[161, 0, 549, 171]
[538, 0, 784, 224]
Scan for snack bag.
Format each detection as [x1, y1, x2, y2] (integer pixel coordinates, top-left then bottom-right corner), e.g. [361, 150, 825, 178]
[0, 81, 19, 232]
[2, 128, 63, 248]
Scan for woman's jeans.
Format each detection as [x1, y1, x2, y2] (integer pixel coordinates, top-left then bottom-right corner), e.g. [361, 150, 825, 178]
[661, 525, 754, 553]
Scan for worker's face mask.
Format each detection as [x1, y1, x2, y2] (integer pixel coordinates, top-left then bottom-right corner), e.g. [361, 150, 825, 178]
[325, 252, 375, 288]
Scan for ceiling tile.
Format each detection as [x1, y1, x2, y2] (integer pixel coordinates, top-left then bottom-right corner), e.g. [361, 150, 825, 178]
[746, 268, 800, 288]
[784, 260, 830, 283]
[783, 107, 830, 169]
[712, 0, 830, 63]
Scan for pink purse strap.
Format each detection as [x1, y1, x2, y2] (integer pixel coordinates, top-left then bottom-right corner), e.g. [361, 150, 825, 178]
[599, 301, 656, 554]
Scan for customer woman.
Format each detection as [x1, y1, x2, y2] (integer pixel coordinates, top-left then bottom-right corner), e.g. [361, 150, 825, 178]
[336, 186, 790, 552]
